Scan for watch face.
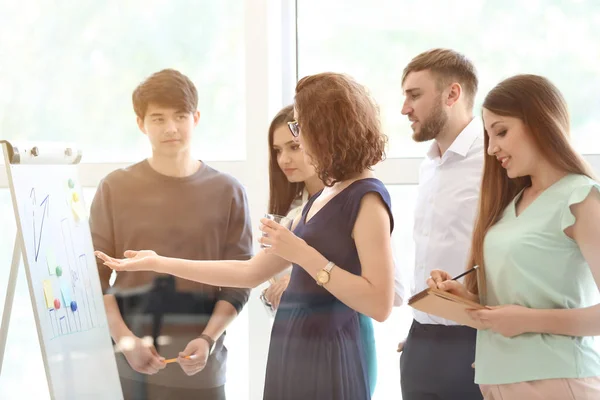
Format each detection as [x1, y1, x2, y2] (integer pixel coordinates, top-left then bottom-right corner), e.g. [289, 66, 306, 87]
[316, 270, 329, 284]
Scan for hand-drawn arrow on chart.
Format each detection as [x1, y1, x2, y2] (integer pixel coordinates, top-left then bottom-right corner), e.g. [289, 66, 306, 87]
[30, 189, 50, 262]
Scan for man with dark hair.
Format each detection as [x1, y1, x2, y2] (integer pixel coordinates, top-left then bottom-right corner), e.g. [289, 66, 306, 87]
[399, 49, 484, 400]
[90, 68, 252, 400]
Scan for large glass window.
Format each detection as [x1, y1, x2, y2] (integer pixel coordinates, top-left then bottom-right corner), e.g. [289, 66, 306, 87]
[0, 0, 245, 162]
[370, 184, 417, 399]
[298, 0, 600, 157]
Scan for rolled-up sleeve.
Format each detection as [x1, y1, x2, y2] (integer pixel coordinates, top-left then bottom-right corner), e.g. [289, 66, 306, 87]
[89, 179, 115, 294]
[217, 184, 253, 313]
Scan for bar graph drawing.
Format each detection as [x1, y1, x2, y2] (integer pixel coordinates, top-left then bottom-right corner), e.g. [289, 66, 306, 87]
[25, 187, 100, 339]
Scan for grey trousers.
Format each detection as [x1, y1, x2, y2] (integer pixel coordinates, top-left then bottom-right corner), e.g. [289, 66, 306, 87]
[400, 320, 482, 400]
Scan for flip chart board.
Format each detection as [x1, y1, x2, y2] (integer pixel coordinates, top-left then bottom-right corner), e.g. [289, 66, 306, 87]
[1, 141, 122, 400]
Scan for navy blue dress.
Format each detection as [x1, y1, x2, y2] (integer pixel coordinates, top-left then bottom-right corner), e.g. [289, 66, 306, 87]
[263, 178, 394, 400]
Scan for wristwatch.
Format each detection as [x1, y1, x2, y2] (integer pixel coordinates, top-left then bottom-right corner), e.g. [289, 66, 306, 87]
[316, 261, 336, 286]
[198, 333, 216, 355]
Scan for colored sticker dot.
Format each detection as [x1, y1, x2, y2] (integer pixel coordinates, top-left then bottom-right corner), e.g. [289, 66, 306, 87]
[55, 266, 62, 277]
[54, 298, 61, 310]
[72, 192, 79, 202]
[70, 301, 77, 312]
[68, 179, 75, 189]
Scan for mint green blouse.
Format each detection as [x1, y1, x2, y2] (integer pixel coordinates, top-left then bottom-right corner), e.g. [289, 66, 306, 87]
[475, 174, 600, 384]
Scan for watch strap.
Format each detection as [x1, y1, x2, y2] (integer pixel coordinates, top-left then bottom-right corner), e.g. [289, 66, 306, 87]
[324, 261, 335, 273]
[198, 333, 215, 354]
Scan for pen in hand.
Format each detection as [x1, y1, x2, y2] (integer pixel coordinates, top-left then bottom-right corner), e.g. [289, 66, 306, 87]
[450, 265, 479, 281]
[164, 355, 197, 364]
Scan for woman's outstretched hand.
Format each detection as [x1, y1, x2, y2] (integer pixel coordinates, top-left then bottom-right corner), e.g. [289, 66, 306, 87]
[95, 250, 159, 272]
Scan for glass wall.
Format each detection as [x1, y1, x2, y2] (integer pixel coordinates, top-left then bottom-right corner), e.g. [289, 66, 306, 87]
[298, 0, 600, 158]
[0, 0, 245, 162]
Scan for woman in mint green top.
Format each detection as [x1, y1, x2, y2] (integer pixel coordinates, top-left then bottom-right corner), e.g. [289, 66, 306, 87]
[427, 74, 600, 399]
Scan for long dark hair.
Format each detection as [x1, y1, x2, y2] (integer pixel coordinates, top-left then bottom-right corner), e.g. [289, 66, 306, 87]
[268, 105, 305, 215]
[465, 74, 596, 296]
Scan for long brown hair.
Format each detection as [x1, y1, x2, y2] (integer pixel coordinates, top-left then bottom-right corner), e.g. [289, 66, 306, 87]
[294, 72, 387, 186]
[465, 74, 596, 295]
[268, 105, 305, 215]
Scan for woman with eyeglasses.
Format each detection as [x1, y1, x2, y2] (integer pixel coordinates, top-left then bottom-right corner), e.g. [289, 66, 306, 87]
[97, 72, 395, 400]
[260, 105, 323, 314]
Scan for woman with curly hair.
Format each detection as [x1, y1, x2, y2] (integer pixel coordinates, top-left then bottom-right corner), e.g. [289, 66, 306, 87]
[263, 103, 384, 397]
[97, 72, 395, 400]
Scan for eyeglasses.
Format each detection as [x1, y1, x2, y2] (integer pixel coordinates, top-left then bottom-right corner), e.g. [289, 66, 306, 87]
[287, 120, 300, 137]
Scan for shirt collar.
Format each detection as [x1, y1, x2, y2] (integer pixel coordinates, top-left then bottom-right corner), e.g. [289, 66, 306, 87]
[301, 188, 309, 203]
[426, 117, 482, 160]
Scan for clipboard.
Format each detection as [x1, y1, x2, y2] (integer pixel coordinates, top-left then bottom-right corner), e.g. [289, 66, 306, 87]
[408, 287, 489, 329]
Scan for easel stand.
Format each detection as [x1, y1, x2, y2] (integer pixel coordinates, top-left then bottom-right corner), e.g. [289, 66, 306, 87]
[0, 140, 58, 396]
[0, 235, 22, 375]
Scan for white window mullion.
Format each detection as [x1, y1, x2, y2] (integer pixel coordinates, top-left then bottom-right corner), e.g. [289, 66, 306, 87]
[243, 0, 297, 398]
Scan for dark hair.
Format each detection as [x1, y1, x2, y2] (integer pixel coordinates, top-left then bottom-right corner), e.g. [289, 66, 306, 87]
[267, 105, 305, 215]
[294, 72, 386, 186]
[402, 48, 478, 109]
[465, 74, 596, 296]
[132, 69, 198, 119]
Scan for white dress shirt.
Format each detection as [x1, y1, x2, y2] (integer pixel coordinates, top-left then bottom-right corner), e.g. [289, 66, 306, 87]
[412, 117, 484, 325]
